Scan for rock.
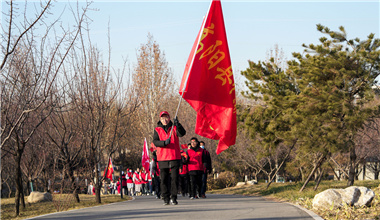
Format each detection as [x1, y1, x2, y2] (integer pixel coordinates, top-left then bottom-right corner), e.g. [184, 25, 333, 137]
[341, 187, 359, 206]
[313, 189, 343, 209]
[247, 180, 257, 185]
[236, 182, 245, 187]
[27, 191, 52, 203]
[352, 186, 375, 206]
[312, 186, 375, 210]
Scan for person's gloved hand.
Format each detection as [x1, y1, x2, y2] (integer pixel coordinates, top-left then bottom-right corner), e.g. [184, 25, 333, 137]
[164, 137, 171, 146]
[173, 117, 179, 127]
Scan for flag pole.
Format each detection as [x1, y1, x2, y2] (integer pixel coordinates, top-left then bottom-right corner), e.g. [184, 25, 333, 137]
[169, 2, 212, 139]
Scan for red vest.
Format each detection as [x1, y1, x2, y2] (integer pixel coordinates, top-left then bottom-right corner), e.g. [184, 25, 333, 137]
[122, 174, 127, 186]
[134, 172, 141, 185]
[155, 162, 160, 176]
[155, 126, 181, 161]
[141, 172, 147, 184]
[127, 172, 133, 183]
[180, 163, 188, 175]
[187, 148, 204, 171]
[180, 151, 189, 175]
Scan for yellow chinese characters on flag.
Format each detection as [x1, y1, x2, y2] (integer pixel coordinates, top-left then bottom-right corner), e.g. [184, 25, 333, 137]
[179, 0, 236, 155]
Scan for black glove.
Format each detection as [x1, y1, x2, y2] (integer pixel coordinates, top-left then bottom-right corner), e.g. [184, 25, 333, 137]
[173, 117, 179, 127]
[164, 137, 171, 146]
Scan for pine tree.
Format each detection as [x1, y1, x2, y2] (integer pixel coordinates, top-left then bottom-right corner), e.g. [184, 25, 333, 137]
[241, 24, 380, 188]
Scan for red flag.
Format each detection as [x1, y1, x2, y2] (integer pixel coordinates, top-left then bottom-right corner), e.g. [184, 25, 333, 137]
[103, 157, 114, 180]
[142, 138, 150, 172]
[179, 0, 236, 154]
[181, 144, 188, 150]
[150, 142, 156, 152]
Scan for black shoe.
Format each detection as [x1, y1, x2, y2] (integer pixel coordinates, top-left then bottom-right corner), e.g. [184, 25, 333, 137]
[171, 199, 178, 205]
[163, 200, 170, 205]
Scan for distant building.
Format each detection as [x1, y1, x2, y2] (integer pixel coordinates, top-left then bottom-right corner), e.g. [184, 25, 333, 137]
[357, 157, 380, 180]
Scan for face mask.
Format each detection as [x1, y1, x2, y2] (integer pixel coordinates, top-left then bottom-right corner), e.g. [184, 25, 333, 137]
[200, 146, 205, 149]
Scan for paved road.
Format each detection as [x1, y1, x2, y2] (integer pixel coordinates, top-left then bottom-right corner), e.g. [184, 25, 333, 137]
[29, 194, 321, 220]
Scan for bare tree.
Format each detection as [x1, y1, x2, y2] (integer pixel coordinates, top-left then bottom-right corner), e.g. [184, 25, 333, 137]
[132, 34, 175, 143]
[0, 1, 89, 215]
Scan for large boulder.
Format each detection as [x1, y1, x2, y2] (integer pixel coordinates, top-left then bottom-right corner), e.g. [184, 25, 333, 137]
[313, 186, 375, 209]
[236, 182, 245, 187]
[27, 191, 53, 203]
[350, 186, 376, 206]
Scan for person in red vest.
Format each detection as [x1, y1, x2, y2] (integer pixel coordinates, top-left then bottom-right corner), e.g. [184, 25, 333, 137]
[200, 141, 212, 198]
[116, 179, 121, 195]
[153, 111, 186, 205]
[133, 168, 142, 196]
[185, 137, 207, 200]
[126, 168, 134, 196]
[121, 171, 128, 196]
[147, 166, 153, 195]
[141, 167, 148, 195]
[179, 149, 189, 197]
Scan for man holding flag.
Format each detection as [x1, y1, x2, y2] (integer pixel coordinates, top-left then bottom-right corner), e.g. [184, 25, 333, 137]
[179, 0, 236, 155]
[153, 111, 186, 205]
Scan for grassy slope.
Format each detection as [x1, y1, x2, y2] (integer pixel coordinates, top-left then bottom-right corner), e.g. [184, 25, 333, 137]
[209, 180, 380, 220]
[1, 194, 131, 220]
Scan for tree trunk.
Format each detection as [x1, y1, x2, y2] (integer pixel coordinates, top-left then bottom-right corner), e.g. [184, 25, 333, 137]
[299, 167, 305, 182]
[4, 179, 12, 198]
[15, 149, 22, 216]
[347, 146, 356, 186]
[329, 162, 340, 181]
[330, 157, 349, 179]
[95, 165, 101, 203]
[69, 168, 80, 203]
[299, 154, 325, 192]
[21, 184, 25, 208]
[266, 142, 296, 189]
[314, 168, 324, 191]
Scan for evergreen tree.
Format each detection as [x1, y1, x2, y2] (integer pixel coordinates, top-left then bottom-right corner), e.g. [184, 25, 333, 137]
[241, 25, 380, 188]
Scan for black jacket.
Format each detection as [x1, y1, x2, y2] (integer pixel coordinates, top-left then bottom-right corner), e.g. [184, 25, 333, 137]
[152, 120, 186, 147]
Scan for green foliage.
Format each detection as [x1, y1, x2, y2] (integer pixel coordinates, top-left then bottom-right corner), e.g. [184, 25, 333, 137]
[240, 24, 380, 166]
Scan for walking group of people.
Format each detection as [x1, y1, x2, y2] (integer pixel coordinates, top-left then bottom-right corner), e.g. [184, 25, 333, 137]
[152, 111, 212, 205]
[114, 167, 153, 196]
[90, 167, 154, 196]
[91, 110, 212, 207]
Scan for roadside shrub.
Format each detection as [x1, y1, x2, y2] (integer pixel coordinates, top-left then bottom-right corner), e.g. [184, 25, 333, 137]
[208, 171, 237, 190]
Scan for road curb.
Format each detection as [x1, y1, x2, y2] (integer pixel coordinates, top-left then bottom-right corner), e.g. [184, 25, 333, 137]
[287, 202, 324, 220]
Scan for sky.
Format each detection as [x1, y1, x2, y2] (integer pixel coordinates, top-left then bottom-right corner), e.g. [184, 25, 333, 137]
[3, 0, 380, 87]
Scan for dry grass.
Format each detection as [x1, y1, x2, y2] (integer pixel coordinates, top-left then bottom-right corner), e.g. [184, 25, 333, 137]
[210, 180, 380, 220]
[1, 194, 131, 220]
